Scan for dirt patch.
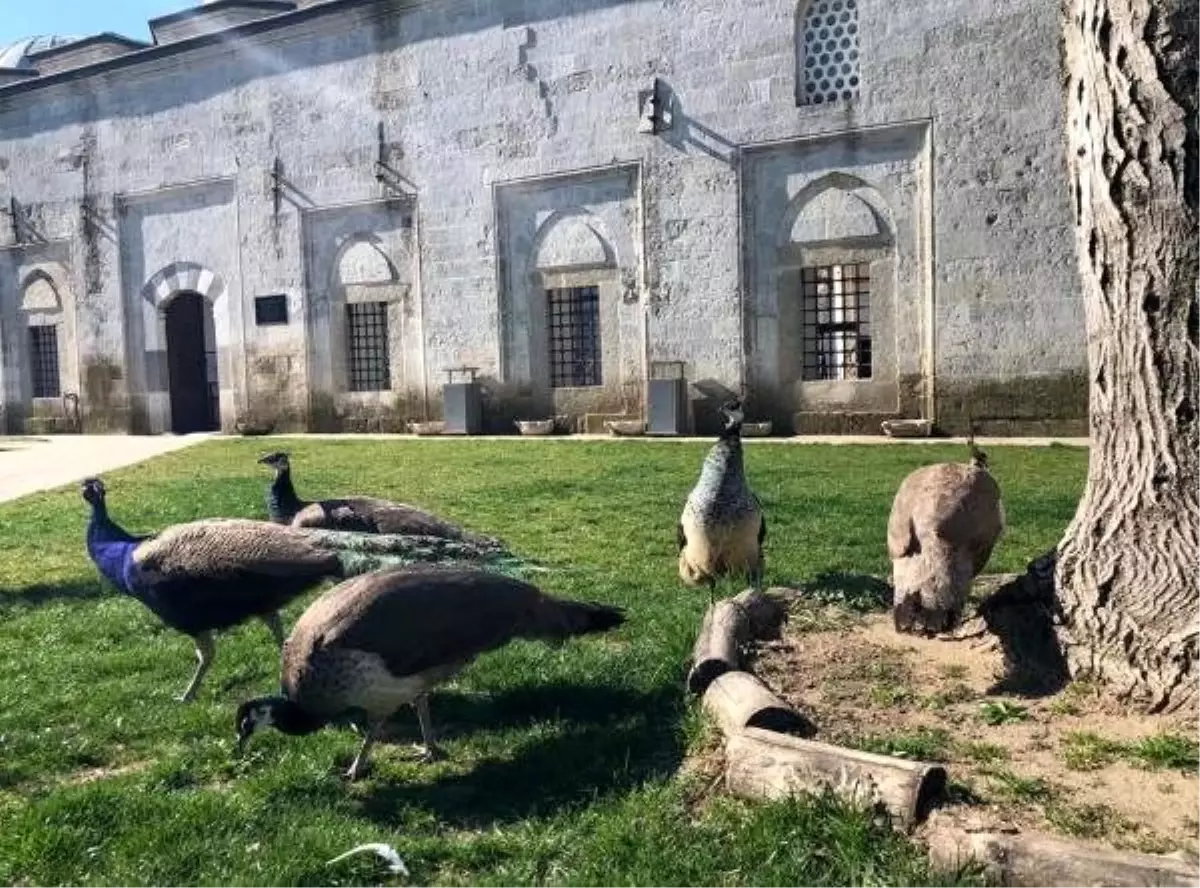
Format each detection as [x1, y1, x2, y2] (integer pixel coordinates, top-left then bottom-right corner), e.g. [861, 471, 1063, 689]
[65, 761, 150, 786]
[750, 606, 1199, 857]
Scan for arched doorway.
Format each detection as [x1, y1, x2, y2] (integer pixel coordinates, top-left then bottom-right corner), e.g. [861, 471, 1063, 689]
[164, 291, 219, 432]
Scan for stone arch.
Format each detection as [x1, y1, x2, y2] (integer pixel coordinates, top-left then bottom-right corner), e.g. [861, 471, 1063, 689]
[19, 269, 63, 313]
[777, 172, 894, 249]
[334, 234, 400, 288]
[530, 208, 617, 272]
[141, 260, 226, 310]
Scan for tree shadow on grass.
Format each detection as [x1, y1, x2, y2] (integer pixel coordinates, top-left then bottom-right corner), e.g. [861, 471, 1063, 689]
[355, 681, 686, 829]
[0, 581, 108, 614]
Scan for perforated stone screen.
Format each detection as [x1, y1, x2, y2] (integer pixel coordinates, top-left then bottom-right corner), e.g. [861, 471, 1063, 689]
[800, 0, 860, 106]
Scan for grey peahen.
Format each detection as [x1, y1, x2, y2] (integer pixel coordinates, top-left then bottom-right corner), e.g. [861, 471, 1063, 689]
[259, 451, 497, 545]
[677, 398, 767, 603]
[235, 563, 625, 780]
[82, 477, 522, 702]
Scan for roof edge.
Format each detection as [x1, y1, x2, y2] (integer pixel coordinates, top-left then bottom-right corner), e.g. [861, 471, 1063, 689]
[25, 33, 151, 61]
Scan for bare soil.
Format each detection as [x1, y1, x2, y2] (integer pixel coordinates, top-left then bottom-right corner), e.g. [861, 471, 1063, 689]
[749, 598, 1199, 857]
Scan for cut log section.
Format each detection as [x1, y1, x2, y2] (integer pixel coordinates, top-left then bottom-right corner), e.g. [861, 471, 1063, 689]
[926, 825, 1200, 887]
[687, 588, 789, 694]
[702, 671, 816, 738]
[725, 726, 946, 829]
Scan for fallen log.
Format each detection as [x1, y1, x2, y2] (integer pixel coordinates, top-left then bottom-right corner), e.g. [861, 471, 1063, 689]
[725, 726, 946, 829]
[702, 670, 816, 738]
[687, 588, 789, 694]
[926, 826, 1200, 887]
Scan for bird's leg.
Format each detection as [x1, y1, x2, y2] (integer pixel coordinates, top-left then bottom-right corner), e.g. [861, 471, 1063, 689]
[261, 611, 286, 649]
[345, 726, 377, 781]
[412, 695, 446, 763]
[177, 632, 215, 703]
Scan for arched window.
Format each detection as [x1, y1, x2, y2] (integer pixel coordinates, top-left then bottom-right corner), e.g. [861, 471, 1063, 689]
[532, 211, 615, 389]
[20, 273, 64, 398]
[336, 237, 399, 393]
[778, 175, 894, 383]
[797, 0, 860, 106]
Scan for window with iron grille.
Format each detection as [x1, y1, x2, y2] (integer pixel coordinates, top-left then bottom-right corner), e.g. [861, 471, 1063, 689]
[346, 301, 391, 392]
[547, 286, 602, 388]
[800, 263, 872, 380]
[28, 324, 61, 398]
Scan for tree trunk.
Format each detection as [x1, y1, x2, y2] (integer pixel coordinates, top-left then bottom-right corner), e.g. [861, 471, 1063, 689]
[1057, 0, 1199, 711]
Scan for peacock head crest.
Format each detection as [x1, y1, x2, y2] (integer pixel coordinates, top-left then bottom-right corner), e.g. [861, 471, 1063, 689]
[81, 477, 107, 507]
[257, 451, 290, 473]
[719, 398, 745, 432]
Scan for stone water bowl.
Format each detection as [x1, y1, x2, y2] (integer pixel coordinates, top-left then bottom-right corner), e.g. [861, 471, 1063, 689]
[408, 420, 445, 436]
[605, 419, 646, 437]
[514, 419, 556, 436]
[741, 421, 773, 437]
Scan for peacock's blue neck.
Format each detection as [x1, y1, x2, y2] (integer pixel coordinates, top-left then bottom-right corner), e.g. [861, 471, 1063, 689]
[267, 470, 303, 522]
[86, 503, 139, 594]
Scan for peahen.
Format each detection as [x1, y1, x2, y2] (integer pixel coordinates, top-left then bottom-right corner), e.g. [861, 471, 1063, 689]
[82, 477, 523, 702]
[677, 398, 766, 603]
[259, 451, 496, 544]
[235, 563, 626, 780]
[888, 438, 1005, 635]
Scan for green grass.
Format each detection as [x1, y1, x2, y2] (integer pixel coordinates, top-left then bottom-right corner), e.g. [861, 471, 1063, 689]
[1062, 731, 1199, 772]
[982, 768, 1055, 803]
[977, 700, 1029, 726]
[0, 438, 1085, 885]
[853, 728, 954, 762]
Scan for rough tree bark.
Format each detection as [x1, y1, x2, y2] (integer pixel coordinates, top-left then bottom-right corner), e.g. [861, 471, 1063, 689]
[1056, 0, 1199, 711]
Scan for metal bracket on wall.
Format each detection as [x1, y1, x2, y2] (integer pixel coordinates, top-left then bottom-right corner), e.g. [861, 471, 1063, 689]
[270, 157, 284, 221]
[10, 196, 23, 244]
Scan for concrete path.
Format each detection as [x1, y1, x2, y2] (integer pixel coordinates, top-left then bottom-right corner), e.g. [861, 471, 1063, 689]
[0, 433, 215, 504]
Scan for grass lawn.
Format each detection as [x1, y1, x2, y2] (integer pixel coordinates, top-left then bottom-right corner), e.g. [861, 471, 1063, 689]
[0, 438, 1086, 885]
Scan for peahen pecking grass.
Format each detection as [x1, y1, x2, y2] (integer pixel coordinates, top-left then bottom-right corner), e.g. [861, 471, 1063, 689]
[235, 562, 625, 780]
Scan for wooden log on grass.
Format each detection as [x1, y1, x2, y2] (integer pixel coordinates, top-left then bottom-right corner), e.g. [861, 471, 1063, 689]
[725, 727, 947, 829]
[687, 588, 789, 694]
[702, 670, 816, 738]
[926, 826, 1200, 887]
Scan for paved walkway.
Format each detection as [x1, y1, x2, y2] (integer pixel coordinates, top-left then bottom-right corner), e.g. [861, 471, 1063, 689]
[0, 434, 215, 503]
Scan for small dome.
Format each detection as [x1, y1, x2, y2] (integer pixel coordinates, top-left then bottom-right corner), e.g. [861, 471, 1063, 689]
[0, 35, 85, 69]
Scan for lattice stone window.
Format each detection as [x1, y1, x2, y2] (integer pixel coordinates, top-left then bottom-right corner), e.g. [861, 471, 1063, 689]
[29, 324, 61, 398]
[346, 301, 391, 392]
[547, 285, 602, 388]
[800, 0, 860, 105]
[801, 264, 872, 380]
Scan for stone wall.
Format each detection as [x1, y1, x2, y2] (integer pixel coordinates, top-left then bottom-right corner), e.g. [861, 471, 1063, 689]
[0, 0, 1086, 436]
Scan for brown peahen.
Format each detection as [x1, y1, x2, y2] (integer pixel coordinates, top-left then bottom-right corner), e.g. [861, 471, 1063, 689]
[235, 563, 625, 779]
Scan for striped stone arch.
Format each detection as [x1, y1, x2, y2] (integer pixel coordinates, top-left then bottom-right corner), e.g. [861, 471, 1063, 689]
[141, 261, 226, 309]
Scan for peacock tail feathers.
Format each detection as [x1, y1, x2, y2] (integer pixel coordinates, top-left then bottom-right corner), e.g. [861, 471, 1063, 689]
[296, 528, 542, 580]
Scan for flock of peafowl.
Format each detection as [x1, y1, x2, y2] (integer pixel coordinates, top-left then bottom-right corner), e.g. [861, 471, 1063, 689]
[81, 397, 1003, 781]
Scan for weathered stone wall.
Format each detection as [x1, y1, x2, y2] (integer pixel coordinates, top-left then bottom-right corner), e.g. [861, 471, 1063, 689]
[0, 0, 1085, 435]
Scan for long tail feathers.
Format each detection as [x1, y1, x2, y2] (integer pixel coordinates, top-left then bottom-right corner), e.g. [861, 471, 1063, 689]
[537, 598, 626, 640]
[299, 528, 543, 579]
